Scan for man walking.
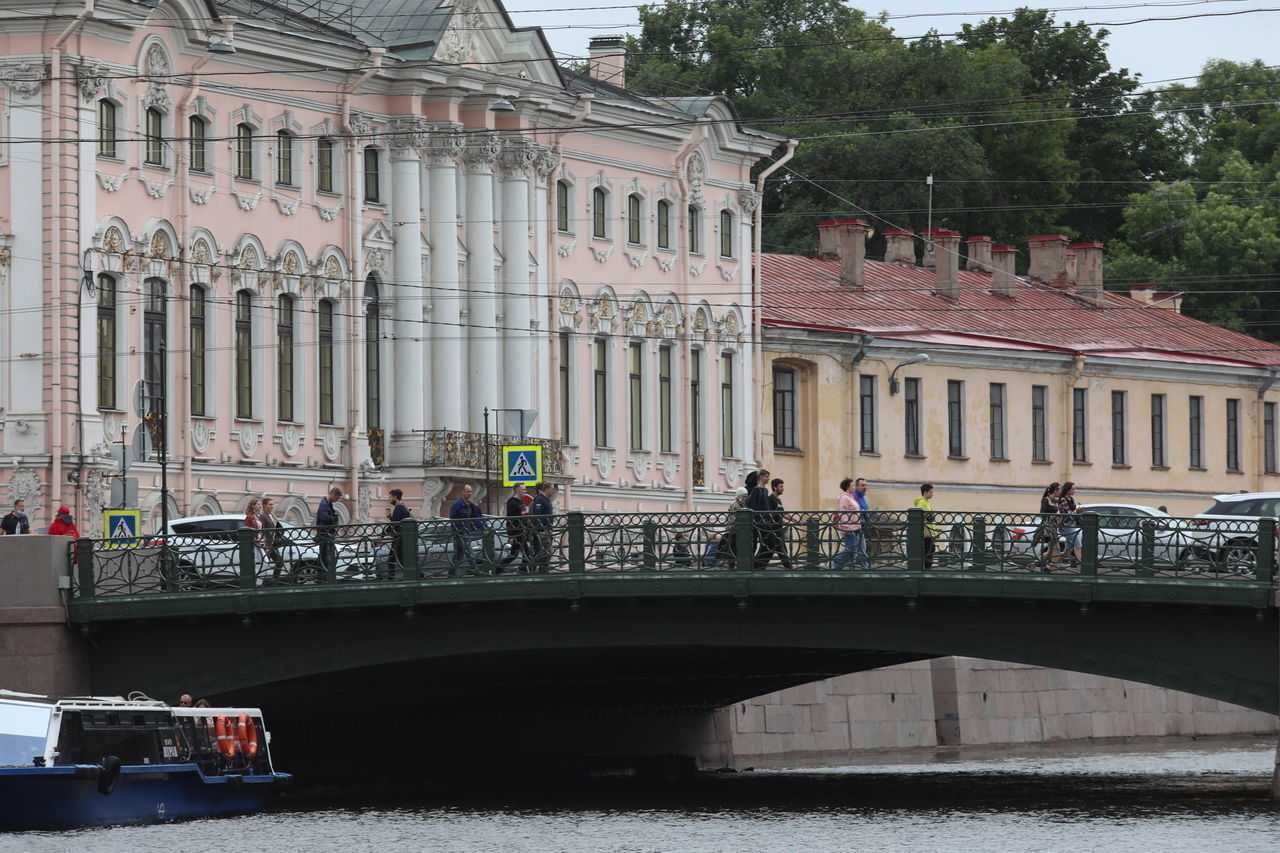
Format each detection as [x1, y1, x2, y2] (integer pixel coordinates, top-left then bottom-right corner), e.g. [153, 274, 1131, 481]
[315, 487, 343, 580]
[500, 483, 530, 572]
[913, 484, 941, 569]
[530, 481, 557, 573]
[0, 500, 29, 536]
[448, 484, 485, 576]
[832, 477, 869, 570]
[384, 488, 414, 578]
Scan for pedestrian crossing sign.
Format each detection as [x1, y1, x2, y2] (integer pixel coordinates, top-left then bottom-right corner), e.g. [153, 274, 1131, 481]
[102, 509, 142, 548]
[502, 445, 542, 487]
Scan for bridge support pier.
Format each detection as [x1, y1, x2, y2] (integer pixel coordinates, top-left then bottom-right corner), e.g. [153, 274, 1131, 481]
[0, 536, 89, 698]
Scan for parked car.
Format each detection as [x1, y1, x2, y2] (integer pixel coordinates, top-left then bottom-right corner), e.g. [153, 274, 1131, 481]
[1192, 492, 1280, 567]
[370, 517, 509, 578]
[156, 515, 353, 587]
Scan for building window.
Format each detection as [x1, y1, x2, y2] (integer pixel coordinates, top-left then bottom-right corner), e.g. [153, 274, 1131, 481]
[688, 206, 702, 254]
[1072, 387, 1088, 462]
[276, 131, 294, 185]
[657, 200, 671, 249]
[989, 383, 1006, 459]
[592, 187, 607, 239]
[97, 275, 117, 408]
[721, 352, 735, 458]
[859, 375, 877, 454]
[627, 194, 642, 244]
[365, 278, 381, 431]
[904, 377, 921, 456]
[235, 123, 254, 179]
[659, 345, 673, 453]
[1151, 393, 1167, 467]
[1189, 395, 1204, 468]
[1031, 385, 1048, 462]
[556, 181, 570, 232]
[629, 342, 644, 450]
[145, 108, 164, 166]
[719, 209, 734, 257]
[947, 380, 965, 457]
[317, 137, 335, 193]
[1111, 390, 1128, 465]
[189, 285, 206, 416]
[1226, 398, 1241, 471]
[276, 295, 295, 422]
[1266, 401, 1277, 474]
[593, 339, 608, 447]
[559, 332, 572, 443]
[690, 348, 703, 457]
[773, 366, 797, 450]
[188, 116, 207, 173]
[363, 147, 381, 202]
[97, 100, 118, 158]
[143, 279, 167, 419]
[318, 300, 335, 425]
[235, 290, 253, 417]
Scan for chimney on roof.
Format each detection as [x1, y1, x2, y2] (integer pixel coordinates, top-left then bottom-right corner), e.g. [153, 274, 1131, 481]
[991, 244, 1018, 297]
[1129, 283, 1156, 305]
[1027, 234, 1070, 283]
[1072, 241, 1105, 306]
[965, 236, 993, 272]
[930, 229, 962, 300]
[588, 35, 627, 88]
[883, 228, 916, 265]
[818, 219, 870, 288]
[1065, 247, 1078, 284]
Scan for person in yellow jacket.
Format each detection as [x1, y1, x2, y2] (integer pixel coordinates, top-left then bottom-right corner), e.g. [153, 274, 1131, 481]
[913, 484, 942, 568]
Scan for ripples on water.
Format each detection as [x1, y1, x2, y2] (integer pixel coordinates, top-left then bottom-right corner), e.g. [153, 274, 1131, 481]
[4, 740, 1278, 852]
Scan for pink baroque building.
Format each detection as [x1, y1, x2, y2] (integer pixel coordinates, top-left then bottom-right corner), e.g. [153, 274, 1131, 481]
[0, 2, 784, 531]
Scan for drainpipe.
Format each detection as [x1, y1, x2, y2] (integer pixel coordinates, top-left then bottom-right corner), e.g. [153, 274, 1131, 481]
[751, 140, 797, 465]
[1063, 354, 1086, 482]
[848, 334, 872, 477]
[49, 0, 95, 521]
[1255, 366, 1279, 492]
[338, 48, 383, 518]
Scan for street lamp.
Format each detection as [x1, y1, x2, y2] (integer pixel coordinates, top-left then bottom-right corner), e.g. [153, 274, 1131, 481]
[889, 353, 929, 395]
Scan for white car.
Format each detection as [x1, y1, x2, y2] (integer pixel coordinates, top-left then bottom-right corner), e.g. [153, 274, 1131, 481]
[156, 515, 346, 586]
[1192, 492, 1280, 567]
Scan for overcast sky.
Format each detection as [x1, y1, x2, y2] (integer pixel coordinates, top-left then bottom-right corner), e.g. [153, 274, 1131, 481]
[504, 0, 1277, 89]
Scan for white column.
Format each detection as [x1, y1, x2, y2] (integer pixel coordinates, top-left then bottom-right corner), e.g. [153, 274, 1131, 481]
[737, 188, 761, 465]
[425, 130, 466, 430]
[498, 137, 536, 413]
[463, 133, 501, 432]
[389, 120, 429, 434]
[532, 148, 558, 438]
[5, 77, 45, 417]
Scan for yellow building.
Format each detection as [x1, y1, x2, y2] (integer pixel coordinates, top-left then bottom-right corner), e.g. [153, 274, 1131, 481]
[759, 221, 1280, 517]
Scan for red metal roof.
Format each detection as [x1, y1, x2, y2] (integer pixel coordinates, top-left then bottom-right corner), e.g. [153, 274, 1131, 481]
[761, 253, 1280, 368]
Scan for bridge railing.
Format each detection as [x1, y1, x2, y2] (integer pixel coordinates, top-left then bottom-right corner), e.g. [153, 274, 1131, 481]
[69, 509, 1276, 598]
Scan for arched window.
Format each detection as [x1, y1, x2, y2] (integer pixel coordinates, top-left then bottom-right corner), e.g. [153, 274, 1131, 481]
[97, 100, 118, 158]
[318, 299, 335, 425]
[144, 108, 164, 166]
[97, 274, 117, 408]
[687, 205, 701, 254]
[188, 116, 208, 173]
[656, 200, 671, 250]
[275, 131, 294, 186]
[235, 123, 254, 179]
[627, 194, 642, 244]
[317, 137, 335, 193]
[143, 279, 167, 420]
[276, 294, 294, 421]
[189, 285, 206, 416]
[556, 181, 571, 232]
[719, 210, 734, 258]
[235, 290, 253, 417]
[365, 278, 381, 431]
[592, 187, 607, 239]
[363, 146, 381, 203]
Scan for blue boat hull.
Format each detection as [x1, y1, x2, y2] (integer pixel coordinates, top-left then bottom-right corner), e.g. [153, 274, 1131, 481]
[0, 764, 291, 830]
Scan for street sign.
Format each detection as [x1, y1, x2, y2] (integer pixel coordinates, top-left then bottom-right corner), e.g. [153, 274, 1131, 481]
[131, 423, 153, 462]
[110, 477, 138, 508]
[102, 509, 142, 547]
[109, 444, 133, 472]
[500, 409, 538, 439]
[502, 445, 542, 487]
[132, 379, 147, 418]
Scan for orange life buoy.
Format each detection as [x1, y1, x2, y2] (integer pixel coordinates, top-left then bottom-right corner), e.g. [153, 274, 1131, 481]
[237, 713, 258, 760]
[214, 714, 238, 759]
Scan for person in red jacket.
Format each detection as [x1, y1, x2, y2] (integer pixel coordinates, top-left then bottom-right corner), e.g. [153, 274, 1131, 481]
[48, 506, 80, 539]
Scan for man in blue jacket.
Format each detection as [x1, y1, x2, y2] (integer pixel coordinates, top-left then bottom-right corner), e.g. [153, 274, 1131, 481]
[529, 482, 557, 573]
[448, 484, 485, 576]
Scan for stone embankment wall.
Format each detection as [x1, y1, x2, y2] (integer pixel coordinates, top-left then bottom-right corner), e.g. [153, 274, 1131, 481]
[0, 536, 89, 698]
[728, 658, 1278, 765]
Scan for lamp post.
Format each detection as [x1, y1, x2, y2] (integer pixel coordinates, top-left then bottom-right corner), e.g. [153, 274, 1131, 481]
[889, 353, 930, 395]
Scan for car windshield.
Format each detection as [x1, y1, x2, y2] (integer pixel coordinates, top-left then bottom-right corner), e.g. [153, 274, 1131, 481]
[1204, 498, 1280, 517]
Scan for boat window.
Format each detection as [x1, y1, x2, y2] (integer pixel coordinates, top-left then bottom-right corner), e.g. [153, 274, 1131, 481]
[0, 699, 52, 766]
[54, 710, 175, 767]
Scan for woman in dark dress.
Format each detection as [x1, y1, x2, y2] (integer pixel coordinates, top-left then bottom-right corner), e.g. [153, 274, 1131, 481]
[1036, 482, 1060, 569]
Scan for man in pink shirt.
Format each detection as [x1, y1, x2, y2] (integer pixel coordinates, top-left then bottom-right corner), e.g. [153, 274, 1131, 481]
[831, 477, 868, 569]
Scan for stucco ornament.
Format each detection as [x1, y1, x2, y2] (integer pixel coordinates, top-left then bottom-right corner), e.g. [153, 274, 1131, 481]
[76, 61, 107, 102]
[191, 419, 212, 454]
[356, 481, 373, 524]
[660, 455, 678, 484]
[321, 428, 341, 462]
[628, 453, 651, 482]
[534, 146, 561, 180]
[462, 132, 502, 171]
[558, 288, 582, 328]
[149, 232, 173, 260]
[145, 44, 171, 79]
[189, 186, 216, 205]
[103, 227, 126, 254]
[101, 411, 124, 444]
[239, 246, 259, 269]
[282, 252, 302, 276]
[238, 425, 259, 458]
[7, 468, 41, 506]
[684, 151, 705, 206]
[737, 188, 761, 214]
[593, 448, 616, 481]
[498, 137, 538, 179]
[348, 112, 374, 138]
[721, 312, 741, 338]
[423, 131, 465, 166]
[323, 256, 343, 282]
[279, 423, 302, 457]
[1, 63, 44, 100]
[386, 117, 432, 158]
[435, 0, 480, 64]
[84, 470, 111, 520]
[191, 240, 213, 266]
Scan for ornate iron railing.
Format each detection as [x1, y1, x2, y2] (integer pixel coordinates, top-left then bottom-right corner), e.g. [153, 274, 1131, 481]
[367, 428, 386, 469]
[421, 430, 563, 476]
[70, 510, 1277, 599]
[692, 454, 705, 487]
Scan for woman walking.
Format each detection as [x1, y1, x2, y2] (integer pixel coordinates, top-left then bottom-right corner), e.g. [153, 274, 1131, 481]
[1036, 482, 1061, 570]
[1057, 482, 1083, 568]
[244, 498, 269, 583]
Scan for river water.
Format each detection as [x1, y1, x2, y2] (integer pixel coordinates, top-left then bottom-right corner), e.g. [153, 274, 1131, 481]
[5, 738, 1278, 852]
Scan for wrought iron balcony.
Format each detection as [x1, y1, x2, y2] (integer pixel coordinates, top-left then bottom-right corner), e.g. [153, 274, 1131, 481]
[421, 429, 564, 476]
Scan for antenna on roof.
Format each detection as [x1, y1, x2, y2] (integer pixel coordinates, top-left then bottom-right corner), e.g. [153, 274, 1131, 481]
[925, 173, 934, 252]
